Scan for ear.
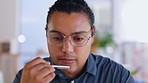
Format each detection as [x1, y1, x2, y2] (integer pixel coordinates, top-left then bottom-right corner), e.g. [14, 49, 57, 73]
[92, 26, 96, 35]
[91, 36, 94, 44]
[91, 26, 96, 44]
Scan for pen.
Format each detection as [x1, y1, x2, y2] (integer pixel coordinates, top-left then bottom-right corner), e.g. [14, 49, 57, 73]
[51, 65, 70, 69]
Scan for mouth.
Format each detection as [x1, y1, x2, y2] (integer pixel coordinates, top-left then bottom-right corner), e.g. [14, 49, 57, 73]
[59, 58, 76, 65]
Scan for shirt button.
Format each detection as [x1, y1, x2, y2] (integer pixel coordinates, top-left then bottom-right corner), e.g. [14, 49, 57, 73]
[59, 74, 63, 77]
[71, 80, 74, 83]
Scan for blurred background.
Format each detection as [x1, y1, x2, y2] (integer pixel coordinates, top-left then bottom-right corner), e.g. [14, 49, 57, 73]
[0, 0, 148, 83]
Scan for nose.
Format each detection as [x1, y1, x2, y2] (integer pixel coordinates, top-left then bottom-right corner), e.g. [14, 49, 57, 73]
[62, 38, 74, 53]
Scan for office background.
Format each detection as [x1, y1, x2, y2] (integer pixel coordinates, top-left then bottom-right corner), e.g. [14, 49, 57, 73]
[0, 0, 148, 83]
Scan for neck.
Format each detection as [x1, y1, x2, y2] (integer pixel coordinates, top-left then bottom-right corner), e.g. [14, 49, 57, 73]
[62, 63, 87, 78]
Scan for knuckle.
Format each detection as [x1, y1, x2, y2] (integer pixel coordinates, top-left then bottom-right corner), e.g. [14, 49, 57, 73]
[27, 68, 35, 76]
[51, 73, 56, 77]
[35, 75, 41, 82]
[36, 57, 42, 61]
[24, 62, 30, 69]
[29, 68, 35, 73]
[47, 66, 55, 72]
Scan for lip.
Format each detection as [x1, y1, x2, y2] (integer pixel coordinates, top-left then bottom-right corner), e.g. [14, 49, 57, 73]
[59, 58, 76, 65]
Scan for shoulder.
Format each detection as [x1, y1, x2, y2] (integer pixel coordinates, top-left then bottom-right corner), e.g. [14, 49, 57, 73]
[91, 53, 124, 70]
[90, 53, 134, 82]
[13, 69, 23, 83]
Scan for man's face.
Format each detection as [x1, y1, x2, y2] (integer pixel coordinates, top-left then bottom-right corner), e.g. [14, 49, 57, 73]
[47, 12, 94, 77]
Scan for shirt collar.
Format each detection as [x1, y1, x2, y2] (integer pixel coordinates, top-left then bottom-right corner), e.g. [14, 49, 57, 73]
[86, 53, 97, 76]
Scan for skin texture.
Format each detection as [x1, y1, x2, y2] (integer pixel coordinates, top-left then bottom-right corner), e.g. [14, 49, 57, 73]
[20, 57, 56, 83]
[20, 12, 95, 83]
[47, 12, 94, 78]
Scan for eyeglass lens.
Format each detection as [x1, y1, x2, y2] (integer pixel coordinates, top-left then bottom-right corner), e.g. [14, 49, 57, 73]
[47, 31, 91, 46]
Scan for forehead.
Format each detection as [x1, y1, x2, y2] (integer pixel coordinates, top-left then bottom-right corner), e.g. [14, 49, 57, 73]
[47, 12, 91, 34]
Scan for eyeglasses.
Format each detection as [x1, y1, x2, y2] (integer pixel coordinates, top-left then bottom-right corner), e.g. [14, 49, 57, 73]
[47, 29, 92, 47]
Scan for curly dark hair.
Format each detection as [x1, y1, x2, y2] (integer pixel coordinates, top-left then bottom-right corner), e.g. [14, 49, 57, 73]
[45, 0, 95, 31]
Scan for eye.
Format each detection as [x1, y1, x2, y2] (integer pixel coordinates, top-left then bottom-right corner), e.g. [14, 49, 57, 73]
[73, 35, 86, 43]
[49, 33, 64, 42]
[52, 35, 63, 41]
[73, 37, 84, 41]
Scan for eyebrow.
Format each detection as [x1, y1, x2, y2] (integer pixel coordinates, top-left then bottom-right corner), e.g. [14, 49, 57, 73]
[49, 30, 88, 36]
[49, 30, 64, 35]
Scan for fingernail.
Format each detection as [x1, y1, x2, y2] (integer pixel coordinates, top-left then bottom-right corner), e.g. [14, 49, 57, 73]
[48, 62, 51, 65]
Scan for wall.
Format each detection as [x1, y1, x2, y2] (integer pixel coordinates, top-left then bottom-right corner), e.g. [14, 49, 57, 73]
[0, 0, 20, 54]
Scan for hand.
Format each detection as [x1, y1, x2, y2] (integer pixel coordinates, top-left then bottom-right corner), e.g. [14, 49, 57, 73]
[20, 57, 56, 83]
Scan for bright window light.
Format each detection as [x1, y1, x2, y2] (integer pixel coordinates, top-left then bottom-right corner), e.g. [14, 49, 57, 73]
[121, 0, 148, 43]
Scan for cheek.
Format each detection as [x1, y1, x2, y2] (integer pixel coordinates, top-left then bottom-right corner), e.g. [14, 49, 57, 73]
[75, 43, 92, 61]
[48, 43, 62, 52]
[48, 45, 60, 59]
[48, 45, 64, 65]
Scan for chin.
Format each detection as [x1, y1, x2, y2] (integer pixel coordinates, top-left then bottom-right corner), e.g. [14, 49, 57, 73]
[62, 67, 74, 73]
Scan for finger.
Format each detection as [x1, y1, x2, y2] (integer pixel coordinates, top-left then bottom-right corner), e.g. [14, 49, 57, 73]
[26, 63, 51, 77]
[38, 66, 55, 78]
[43, 72, 56, 83]
[24, 57, 47, 69]
[31, 63, 51, 71]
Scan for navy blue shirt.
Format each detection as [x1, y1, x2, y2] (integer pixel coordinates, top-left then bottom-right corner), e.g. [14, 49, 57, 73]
[13, 53, 135, 83]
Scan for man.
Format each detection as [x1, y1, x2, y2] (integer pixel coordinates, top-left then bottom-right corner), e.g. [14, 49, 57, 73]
[13, 0, 135, 83]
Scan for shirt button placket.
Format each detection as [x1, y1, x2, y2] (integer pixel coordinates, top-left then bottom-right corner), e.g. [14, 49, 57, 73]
[59, 74, 63, 77]
[70, 80, 74, 83]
